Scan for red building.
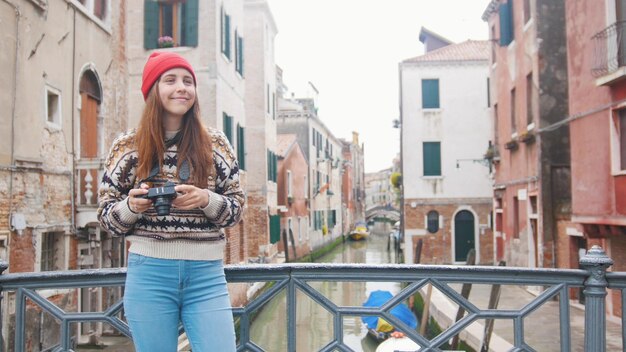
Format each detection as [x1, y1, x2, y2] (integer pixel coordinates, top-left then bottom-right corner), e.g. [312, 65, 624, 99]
[483, 0, 571, 269]
[565, 0, 626, 316]
[276, 134, 311, 261]
[340, 132, 366, 236]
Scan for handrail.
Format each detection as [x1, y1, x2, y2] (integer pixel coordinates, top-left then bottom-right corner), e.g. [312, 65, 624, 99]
[591, 21, 626, 77]
[0, 245, 622, 351]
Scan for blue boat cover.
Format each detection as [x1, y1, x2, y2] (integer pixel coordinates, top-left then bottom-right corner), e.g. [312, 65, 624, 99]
[361, 290, 418, 330]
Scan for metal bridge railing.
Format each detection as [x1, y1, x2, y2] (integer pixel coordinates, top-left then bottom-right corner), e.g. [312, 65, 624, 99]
[0, 245, 623, 352]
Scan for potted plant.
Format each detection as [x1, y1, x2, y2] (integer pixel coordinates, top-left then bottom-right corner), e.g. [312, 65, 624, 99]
[518, 130, 536, 144]
[504, 139, 519, 151]
[157, 36, 175, 48]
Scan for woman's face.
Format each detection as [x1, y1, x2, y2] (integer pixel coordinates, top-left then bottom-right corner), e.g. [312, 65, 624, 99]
[157, 68, 196, 121]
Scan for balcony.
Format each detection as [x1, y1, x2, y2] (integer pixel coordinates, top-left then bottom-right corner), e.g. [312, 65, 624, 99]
[75, 159, 104, 227]
[0, 246, 623, 351]
[592, 21, 626, 85]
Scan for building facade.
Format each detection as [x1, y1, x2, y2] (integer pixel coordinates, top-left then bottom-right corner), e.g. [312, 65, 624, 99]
[483, 0, 570, 269]
[399, 38, 493, 265]
[340, 132, 366, 236]
[0, 0, 128, 347]
[243, 0, 280, 261]
[277, 97, 344, 250]
[276, 134, 311, 261]
[565, 0, 626, 316]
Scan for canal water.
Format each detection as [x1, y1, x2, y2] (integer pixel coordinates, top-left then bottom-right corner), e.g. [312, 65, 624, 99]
[249, 230, 402, 352]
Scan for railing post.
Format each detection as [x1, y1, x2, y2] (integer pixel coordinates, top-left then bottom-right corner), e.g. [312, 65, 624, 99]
[0, 260, 8, 352]
[580, 245, 613, 352]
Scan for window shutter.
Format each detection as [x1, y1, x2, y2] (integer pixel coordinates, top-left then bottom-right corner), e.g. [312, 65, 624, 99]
[223, 113, 232, 143]
[144, 0, 159, 49]
[270, 215, 280, 244]
[499, 1, 514, 46]
[422, 79, 440, 109]
[183, 0, 198, 47]
[225, 14, 231, 59]
[237, 125, 245, 170]
[423, 142, 441, 176]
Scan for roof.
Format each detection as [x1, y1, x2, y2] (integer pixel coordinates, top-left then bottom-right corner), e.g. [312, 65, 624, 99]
[276, 134, 298, 157]
[419, 27, 454, 46]
[402, 40, 490, 63]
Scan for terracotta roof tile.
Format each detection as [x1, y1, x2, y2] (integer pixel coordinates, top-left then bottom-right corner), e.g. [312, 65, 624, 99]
[403, 40, 490, 63]
[276, 134, 298, 157]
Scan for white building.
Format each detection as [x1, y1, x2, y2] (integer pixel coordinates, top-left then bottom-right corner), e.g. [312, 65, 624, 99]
[277, 97, 344, 250]
[243, 0, 280, 260]
[399, 35, 494, 264]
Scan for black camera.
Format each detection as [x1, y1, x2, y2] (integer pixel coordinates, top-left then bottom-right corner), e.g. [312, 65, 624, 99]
[136, 181, 178, 216]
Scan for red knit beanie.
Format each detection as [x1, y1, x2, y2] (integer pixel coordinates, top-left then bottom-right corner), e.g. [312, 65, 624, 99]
[141, 51, 197, 100]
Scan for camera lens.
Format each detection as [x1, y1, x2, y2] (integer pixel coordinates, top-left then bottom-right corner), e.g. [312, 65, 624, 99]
[153, 196, 173, 216]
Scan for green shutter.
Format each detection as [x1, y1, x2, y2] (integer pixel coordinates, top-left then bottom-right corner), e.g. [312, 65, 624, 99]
[183, 0, 198, 47]
[223, 113, 232, 143]
[273, 152, 278, 182]
[144, 0, 159, 49]
[267, 150, 271, 181]
[270, 215, 280, 244]
[423, 142, 441, 176]
[422, 79, 440, 109]
[225, 14, 231, 59]
[237, 125, 245, 170]
[499, 1, 513, 46]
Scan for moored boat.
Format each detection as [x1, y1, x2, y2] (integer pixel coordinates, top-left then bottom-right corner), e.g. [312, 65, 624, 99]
[348, 221, 369, 241]
[361, 290, 418, 342]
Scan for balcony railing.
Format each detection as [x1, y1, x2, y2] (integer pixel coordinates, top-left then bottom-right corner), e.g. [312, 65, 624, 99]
[592, 21, 626, 78]
[0, 245, 623, 351]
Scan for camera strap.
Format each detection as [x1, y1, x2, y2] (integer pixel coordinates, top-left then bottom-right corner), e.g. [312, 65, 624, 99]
[140, 132, 190, 183]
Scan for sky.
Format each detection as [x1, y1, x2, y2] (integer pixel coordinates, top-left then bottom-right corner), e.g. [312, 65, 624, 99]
[266, 0, 491, 173]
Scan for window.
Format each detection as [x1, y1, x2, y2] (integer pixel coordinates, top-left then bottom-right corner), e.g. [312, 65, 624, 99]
[298, 217, 302, 242]
[76, 0, 109, 22]
[236, 124, 246, 170]
[267, 150, 277, 182]
[490, 25, 497, 63]
[499, 0, 514, 46]
[222, 113, 233, 144]
[427, 211, 439, 233]
[523, 0, 531, 24]
[144, 0, 198, 49]
[422, 79, 440, 109]
[618, 109, 626, 170]
[494, 104, 499, 146]
[235, 31, 244, 76]
[266, 84, 270, 114]
[46, 85, 62, 127]
[221, 6, 231, 59]
[41, 232, 64, 272]
[513, 196, 520, 239]
[423, 142, 441, 176]
[487, 77, 491, 107]
[287, 170, 292, 197]
[526, 73, 534, 125]
[510, 88, 517, 132]
[303, 175, 308, 199]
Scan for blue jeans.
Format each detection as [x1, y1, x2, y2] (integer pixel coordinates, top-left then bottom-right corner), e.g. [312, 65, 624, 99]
[124, 253, 236, 352]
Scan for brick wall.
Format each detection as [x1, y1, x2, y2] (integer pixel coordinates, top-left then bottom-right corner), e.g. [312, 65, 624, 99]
[405, 199, 493, 265]
[245, 194, 269, 258]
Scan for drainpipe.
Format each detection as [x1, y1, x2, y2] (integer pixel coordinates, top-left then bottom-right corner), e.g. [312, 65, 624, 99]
[4, 0, 20, 235]
[2, 1, 20, 350]
[70, 5, 77, 235]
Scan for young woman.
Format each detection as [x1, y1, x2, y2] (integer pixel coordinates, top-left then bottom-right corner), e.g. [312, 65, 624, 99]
[98, 52, 244, 351]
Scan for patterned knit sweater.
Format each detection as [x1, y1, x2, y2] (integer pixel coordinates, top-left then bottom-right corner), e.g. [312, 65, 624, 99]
[97, 128, 245, 261]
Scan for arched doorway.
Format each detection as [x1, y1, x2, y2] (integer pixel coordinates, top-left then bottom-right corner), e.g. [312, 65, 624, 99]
[454, 210, 475, 262]
[78, 70, 102, 205]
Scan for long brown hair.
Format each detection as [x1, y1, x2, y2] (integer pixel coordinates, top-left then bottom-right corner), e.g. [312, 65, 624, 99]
[135, 82, 213, 188]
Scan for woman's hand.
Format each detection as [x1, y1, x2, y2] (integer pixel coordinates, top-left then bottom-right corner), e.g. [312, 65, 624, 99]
[128, 183, 151, 213]
[173, 185, 211, 210]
